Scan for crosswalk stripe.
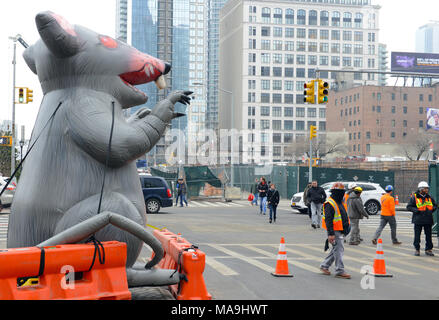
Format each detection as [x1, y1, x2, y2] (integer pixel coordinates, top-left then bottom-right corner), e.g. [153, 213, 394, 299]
[201, 202, 221, 207]
[189, 201, 208, 207]
[205, 256, 239, 276]
[244, 244, 335, 274]
[207, 244, 274, 273]
[296, 244, 419, 276]
[226, 202, 243, 207]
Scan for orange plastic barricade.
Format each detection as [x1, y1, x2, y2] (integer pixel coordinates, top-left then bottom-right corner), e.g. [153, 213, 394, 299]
[152, 229, 212, 300]
[0, 241, 131, 300]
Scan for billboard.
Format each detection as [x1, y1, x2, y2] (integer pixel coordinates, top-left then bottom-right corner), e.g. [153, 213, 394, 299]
[427, 108, 439, 131]
[391, 52, 439, 74]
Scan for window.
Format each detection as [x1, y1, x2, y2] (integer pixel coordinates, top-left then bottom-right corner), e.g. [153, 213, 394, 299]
[248, 119, 255, 129]
[308, 42, 318, 52]
[331, 30, 340, 40]
[261, 66, 270, 76]
[296, 54, 306, 65]
[273, 146, 281, 157]
[273, 107, 282, 117]
[308, 29, 318, 39]
[343, 31, 352, 41]
[285, 67, 294, 77]
[391, 132, 396, 138]
[403, 120, 407, 127]
[343, 12, 352, 28]
[296, 68, 305, 78]
[261, 93, 270, 103]
[319, 109, 326, 118]
[285, 54, 294, 64]
[355, 13, 363, 28]
[273, 27, 282, 37]
[354, 31, 363, 41]
[308, 55, 317, 65]
[273, 133, 282, 143]
[403, 94, 408, 101]
[306, 10, 317, 25]
[419, 107, 424, 114]
[261, 106, 270, 116]
[429, 94, 433, 102]
[419, 120, 424, 128]
[273, 8, 283, 24]
[297, 28, 306, 38]
[284, 120, 293, 130]
[272, 120, 282, 130]
[420, 94, 424, 102]
[320, 56, 329, 66]
[320, 11, 329, 26]
[296, 107, 305, 117]
[273, 67, 282, 77]
[331, 56, 340, 66]
[285, 28, 294, 38]
[273, 53, 282, 64]
[354, 44, 363, 54]
[261, 26, 270, 37]
[403, 106, 407, 114]
[296, 121, 305, 131]
[260, 120, 270, 130]
[391, 106, 396, 113]
[319, 122, 326, 131]
[261, 79, 270, 90]
[297, 41, 306, 52]
[343, 44, 352, 54]
[284, 94, 294, 104]
[261, 53, 270, 64]
[354, 57, 363, 68]
[285, 9, 294, 24]
[273, 80, 282, 90]
[285, 41, 294, 51]
[272, 94, 282, 103]
[297, 9, 306, 25]
[308, 108, 317, 118]
[332, 11, 340, 27]
[284, 133, 293, 143]
[331, 43, 340, 53]
[273, 40, 282, 51]
[262, 7, 271, 23]
[285, 107, 294, 117]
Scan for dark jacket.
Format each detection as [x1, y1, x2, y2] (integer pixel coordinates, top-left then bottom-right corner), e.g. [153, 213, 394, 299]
[347, 192, 369, 220]
[251, 183, 259, 194]
[176, 182, 187, 195]
[323, 199, 350, 236]
[267, 189, 280, 206]
[406, 191, 437, 225]
[258, 182, 269, 198]
[303, 184, 312, 206]
[307, 186, 327, 204]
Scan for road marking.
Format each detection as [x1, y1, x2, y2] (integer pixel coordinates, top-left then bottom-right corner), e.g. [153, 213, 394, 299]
[226, 202, 244, 207]
[189, 201, 208, 207]
[205, 256, 239, 276]
[244, 244, 331, 274]
[297, 244, 419, 276]
[201, 202, 222, 207]
[207, 244, 274, 273]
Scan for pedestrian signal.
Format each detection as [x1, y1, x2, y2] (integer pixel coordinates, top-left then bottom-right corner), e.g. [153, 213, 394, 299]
[304, 81, 315, 104]
[317, 80, 329, 104]
[310, 125, 317, 140]
[26, 89, 33, 103]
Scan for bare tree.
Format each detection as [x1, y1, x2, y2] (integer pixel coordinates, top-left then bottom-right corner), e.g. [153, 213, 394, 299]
[286, 133, 348, 161]
[399, 129, 439, 161]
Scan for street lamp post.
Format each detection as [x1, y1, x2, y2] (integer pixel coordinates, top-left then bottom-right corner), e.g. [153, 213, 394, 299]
[9, 36, 18, 176]
[218, 88, 234, 187]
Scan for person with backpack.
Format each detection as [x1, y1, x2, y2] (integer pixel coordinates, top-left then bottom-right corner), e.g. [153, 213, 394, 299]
[267, 183, 280, 224]
[347, 186, 369, 245]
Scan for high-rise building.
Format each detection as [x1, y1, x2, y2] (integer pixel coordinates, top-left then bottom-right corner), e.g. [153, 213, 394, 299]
[416, 22, 439, 54]
[116, 0, 129, 43]
[219, 0, 381, 163]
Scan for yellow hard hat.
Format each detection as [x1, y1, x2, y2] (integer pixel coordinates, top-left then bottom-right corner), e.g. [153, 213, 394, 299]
[354, 187, 363, 193]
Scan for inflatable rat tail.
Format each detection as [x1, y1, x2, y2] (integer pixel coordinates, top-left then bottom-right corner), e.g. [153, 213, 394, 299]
[37, 212, 181, 287]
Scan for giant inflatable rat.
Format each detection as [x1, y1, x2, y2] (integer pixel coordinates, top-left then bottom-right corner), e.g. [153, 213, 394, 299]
[7, 12, 191, 273]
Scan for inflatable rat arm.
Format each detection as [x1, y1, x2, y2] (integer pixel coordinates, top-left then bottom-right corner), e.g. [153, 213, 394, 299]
[68, 91, 191, 168]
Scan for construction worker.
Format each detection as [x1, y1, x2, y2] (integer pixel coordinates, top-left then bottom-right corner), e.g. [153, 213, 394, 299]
[343, 182, 357, 207]
[320, 182, 351, 279]
[347, 186, 369, 245]
[407, 181, 437, 256]
[372, 185, 402, 245]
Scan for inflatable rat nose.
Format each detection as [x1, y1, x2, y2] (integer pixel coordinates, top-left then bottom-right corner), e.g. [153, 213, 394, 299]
[164, 62, 171, 75]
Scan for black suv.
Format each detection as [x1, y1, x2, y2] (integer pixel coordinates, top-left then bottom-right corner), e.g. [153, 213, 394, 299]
[139, 175, 173, 213]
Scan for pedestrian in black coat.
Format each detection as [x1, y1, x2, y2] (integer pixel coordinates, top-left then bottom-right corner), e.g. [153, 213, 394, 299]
[267, 184, 280, 223]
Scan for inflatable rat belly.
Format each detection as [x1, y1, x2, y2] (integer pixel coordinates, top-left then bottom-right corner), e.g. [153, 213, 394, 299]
[7, 12, 192, 271]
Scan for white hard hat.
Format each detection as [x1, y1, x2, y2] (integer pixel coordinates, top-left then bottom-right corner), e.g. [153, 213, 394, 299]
[348, 182, 357, 189]
[418, 181, 429, 189]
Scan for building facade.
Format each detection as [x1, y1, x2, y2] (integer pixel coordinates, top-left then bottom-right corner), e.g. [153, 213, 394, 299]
[326, 85, 439, 157]
[219, 0, 381, 163]
[416, 22, 439, 54]
[378, 43, 387, 86]
[116, 0, 129, 43]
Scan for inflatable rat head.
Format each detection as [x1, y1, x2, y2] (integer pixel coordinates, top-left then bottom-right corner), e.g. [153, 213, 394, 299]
[23, 11, 171, 108]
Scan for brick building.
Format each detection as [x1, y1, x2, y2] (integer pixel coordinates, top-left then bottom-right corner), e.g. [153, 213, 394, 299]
[326, 85, 439, 157]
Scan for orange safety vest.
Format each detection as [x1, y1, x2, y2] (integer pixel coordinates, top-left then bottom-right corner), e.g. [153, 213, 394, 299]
[414, 194, 433, 212]
[322, 197, 349, 231]
[343, 193, 349, 207]
[380, 193, 395, 216]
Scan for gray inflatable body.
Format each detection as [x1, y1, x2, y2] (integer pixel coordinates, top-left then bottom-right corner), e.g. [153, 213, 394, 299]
[7, 12, 191, 272]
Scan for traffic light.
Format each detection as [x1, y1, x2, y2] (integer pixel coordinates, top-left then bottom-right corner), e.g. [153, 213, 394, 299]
[0, 137, 12, 147]
[317, 80, 329, 104]
[303, 80, 315, 104]
[18, 88, 24, 104]
[310, 125, 317, 140]
[26, 88, 33, 103]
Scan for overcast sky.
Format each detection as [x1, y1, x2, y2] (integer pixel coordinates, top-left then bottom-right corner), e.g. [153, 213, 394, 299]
[1, 0, 439, 139]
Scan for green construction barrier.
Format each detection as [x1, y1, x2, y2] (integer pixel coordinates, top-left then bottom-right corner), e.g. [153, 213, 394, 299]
[428, 164, 439, 236]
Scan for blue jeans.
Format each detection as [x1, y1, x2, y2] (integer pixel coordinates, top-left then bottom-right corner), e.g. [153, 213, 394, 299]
[180, 194, 188, 207]
[269, 204, 277, 221]
[252, 193, 259, 205]
[260, 197, 267, 214]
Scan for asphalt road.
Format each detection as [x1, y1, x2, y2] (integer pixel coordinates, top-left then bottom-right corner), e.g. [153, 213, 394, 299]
[143, 200, 439, 300]
[2, 201, 439, 300]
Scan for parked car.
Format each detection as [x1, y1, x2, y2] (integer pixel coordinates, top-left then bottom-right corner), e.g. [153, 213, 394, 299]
[0, 177, 16, 207]
[291, 181, 386, 216]
[139, 175, 173, 214]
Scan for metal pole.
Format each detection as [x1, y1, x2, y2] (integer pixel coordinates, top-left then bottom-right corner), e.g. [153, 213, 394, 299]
[11, 40, 17, 177]
[231, 91, 235, 188]
[309, 136, 312, 183]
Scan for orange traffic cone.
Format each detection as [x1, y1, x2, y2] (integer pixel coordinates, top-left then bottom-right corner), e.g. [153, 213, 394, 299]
[271, 237, 293, 277]
[370, 239, 393, 277]
[395, 195, 399, 205]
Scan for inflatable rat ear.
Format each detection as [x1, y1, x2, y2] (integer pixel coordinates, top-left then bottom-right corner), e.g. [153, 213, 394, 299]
[36, 11, 81, 58]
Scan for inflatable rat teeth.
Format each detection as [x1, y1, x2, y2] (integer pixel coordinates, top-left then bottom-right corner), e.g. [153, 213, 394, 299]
[8, 11, 192, 287]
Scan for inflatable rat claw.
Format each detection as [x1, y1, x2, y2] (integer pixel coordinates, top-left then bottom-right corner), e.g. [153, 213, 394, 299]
[8, 11, 189, 288]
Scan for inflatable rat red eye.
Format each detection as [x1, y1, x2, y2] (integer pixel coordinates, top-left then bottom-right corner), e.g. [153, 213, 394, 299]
[99, 35, 118, 49]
